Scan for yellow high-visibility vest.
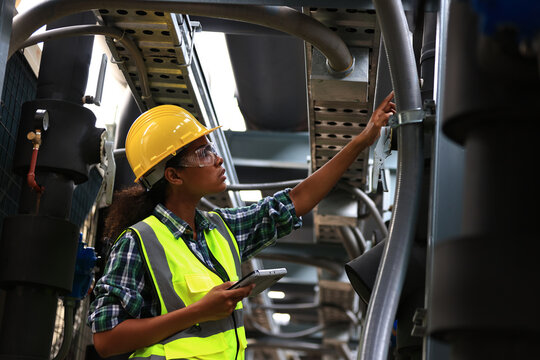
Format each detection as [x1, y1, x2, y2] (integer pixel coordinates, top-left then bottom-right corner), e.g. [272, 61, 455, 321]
[128, 212, 247, 360]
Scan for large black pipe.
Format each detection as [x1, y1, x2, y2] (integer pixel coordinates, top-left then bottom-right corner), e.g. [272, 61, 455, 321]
[429, 1, 540, 358]
[36, 12, 96, 104]
[0, 12, 103, 360]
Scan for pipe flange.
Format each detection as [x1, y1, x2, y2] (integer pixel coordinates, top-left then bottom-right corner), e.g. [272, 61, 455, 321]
[325, 56, 355, 78]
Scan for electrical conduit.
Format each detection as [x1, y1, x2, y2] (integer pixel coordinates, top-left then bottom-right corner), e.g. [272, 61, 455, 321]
[358, 0, 424, 359]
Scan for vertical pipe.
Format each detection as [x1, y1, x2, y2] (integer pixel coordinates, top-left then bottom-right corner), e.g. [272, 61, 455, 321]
[424, 1, 457, 358]
[0, 12, 98, 360]
[36, 12, 95, 103]
[358, 0, 424, 359]
[429, 1, 540, 358]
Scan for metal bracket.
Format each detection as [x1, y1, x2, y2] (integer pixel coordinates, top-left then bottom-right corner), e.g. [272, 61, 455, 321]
[411, 307, 427, 337]
[176, 19, 202, 68]
[389, 108, 424, 129]
[96, 132, 116, 207]
[371, 126, 392, 192]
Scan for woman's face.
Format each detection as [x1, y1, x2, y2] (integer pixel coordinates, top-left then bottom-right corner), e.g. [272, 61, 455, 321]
[175, 137, 227, 196]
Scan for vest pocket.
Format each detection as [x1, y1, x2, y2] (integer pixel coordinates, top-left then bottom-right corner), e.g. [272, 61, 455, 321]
[184, 273, 215, 293]
[163, 332, 227, 359]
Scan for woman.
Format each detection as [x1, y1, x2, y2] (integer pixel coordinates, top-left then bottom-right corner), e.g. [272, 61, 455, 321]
[88, 92, 395, 359]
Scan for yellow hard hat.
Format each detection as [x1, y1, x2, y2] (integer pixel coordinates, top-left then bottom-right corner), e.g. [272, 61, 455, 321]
[125, 105, 221, 188]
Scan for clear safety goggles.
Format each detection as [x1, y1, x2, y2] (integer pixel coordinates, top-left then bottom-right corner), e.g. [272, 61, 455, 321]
[176, 142, 220, 167]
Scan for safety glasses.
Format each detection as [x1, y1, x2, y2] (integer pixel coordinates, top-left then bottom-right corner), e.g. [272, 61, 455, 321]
[176, 142, 219, 168]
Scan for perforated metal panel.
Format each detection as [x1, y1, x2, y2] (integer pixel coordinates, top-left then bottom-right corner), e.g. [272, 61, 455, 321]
[94, 8, 202, 117]
[307, 7, 380, 189]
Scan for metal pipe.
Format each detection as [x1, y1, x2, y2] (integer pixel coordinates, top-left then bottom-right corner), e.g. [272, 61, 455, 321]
[254, 302, 319, 311]
[248, 339, 333, 354]
[52, 298, 75, 360]
[26, 129, 44, 194]
[255, 253, 343, 276]
[226, 179, 302, 191]
[250, 319, 347, 339]
[17, 24, 154, 109]
[358, 0, 424, 359]
[10, 1, 353, 73]
[339, 226, 362, 259]
[254, 302, 359, 325]
[199, 197, 219, 210]
[350, 226, 371, 253]
[337, 183, 388, 239]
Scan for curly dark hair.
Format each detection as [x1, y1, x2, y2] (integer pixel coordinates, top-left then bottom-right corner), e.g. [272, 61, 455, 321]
[102, 180, 167, 241]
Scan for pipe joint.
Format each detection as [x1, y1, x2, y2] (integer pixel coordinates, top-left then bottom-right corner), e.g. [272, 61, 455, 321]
[326, 56, 355, 78]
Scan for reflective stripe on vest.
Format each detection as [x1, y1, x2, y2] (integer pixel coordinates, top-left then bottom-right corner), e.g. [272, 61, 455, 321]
[129, 212, 247, 359]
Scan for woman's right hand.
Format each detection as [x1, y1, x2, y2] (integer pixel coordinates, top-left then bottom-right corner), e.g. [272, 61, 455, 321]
[193, 282, 254, 322]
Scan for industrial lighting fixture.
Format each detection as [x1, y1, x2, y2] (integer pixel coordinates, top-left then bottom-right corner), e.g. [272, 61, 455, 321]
[267, 290, 285, 299]
[272, 313, 291, 326]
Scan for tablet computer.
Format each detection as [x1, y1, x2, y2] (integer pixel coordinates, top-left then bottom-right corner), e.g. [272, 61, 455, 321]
[228, 268, 287, 297]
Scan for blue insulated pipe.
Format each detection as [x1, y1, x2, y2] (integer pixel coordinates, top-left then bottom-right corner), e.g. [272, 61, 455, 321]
[358, 0, 424, 359]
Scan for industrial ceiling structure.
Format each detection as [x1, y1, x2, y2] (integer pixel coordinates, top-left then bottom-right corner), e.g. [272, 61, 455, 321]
[1, 1, 538, 360]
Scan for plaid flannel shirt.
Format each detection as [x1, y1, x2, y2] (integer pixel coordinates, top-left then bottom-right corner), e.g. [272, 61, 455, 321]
[87, 189, 301, 333]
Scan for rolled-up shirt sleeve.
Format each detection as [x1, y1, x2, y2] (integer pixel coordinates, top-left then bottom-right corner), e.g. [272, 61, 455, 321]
[215, 188, 302, 261]
[87, 232, 151, 333]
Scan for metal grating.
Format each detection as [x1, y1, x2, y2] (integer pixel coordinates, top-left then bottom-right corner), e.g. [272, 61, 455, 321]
[307, 7, 380, 189]
[306, 7, 381, 247]
[94, 8, 201, 116]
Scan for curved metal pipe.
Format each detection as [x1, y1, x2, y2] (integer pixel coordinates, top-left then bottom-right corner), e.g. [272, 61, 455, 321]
[351, 226, 371, 252]
[52, 298, 75, 360]
[10, 1, 353, 73]
[255, 253, 343, 276]
[17, 24, 154, 109]
[339, 226, 362, 259]
[226, 179, 302, 191]
[250, 319, 348, 339]
[248, 339, 333, 354]
[254, 302, 359, 325]
[338, 182, 388, 239]
[358, 0, 424, 359]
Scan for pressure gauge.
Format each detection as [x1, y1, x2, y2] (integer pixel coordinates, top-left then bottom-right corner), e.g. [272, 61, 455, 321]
[35, 109, 49, 131]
